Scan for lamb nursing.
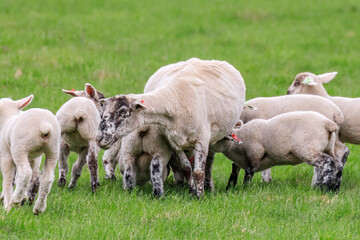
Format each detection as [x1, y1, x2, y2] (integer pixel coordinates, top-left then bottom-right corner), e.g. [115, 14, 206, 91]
[97, 58, 246, 198]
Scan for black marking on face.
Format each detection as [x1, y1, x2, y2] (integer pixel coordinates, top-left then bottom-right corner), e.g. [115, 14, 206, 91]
[99, 96, 133, 144]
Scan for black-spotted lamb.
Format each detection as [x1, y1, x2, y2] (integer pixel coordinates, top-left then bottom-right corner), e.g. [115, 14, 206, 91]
[97, 58, 246, 198]
[213, 111, 343, 191]
[0, 95, 61, 214]
[56, 84, 104, 192]
[287, 72, 360, 145]
[221, 94, 349, 188]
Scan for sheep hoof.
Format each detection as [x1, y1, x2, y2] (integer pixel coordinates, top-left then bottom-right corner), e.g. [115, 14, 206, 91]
[58, 178, 67, 187]
[105, 175, 116, 181]
[68, 184, 76, 190]
[91, 180, 100, 193]
[204, 180, 214, 192]
[153, 188, 164, 198]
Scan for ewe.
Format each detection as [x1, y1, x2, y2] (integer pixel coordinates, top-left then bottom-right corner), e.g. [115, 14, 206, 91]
[287, 72, 360, 144]
[97, 58, 246, 198]
[0, 95, 60, 214]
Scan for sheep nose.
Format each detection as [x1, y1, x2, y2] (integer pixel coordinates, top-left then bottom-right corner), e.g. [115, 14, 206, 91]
[287, 90, 291, 95]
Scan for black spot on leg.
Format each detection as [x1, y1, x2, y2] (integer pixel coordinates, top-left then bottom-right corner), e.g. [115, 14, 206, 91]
[244, 167, 255, 184]
[226, 163, 240, 190]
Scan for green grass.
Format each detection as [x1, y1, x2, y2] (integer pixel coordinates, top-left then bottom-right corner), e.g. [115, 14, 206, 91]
[1, 0, 360, 238]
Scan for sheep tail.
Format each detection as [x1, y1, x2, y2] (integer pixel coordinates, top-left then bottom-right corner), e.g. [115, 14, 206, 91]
[325, 120, 337, 157]
[40, 123, 52, 138]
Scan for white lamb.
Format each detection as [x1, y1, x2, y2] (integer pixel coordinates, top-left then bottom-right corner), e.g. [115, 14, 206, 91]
[0, 95, 60, 214]
[56, 84, 104, 192]
[97, 58, 246, 198]
[213, 111, 344, 191]
[287, 72, 360, 145]
[220, 94, 349, 188]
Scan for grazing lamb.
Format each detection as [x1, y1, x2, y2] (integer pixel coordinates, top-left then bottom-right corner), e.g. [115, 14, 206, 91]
[97, 58, 246, 198]
[287, 72, 360, 145]
[56, 84, 104, 192]
[221, 94, 349, 188]
[212, 111, 343, 191]
[0, 95, 61, 214]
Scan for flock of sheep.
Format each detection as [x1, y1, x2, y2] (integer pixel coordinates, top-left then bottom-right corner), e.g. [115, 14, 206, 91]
[0, 57, 357, 214]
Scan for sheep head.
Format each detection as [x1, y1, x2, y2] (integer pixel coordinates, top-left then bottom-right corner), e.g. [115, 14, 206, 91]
[287, 72, 337, 96]
[62, 83, 105, 112]
[0, 95, 33, 122]
[96, 94, 147, 149]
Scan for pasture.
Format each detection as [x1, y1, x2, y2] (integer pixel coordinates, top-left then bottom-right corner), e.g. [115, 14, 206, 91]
[1, 0, 360, 238]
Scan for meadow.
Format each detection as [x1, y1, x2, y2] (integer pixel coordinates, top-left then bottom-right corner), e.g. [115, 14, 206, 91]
[1, 0, 360, 238]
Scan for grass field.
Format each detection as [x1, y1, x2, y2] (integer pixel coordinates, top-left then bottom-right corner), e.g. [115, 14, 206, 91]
[1, 0, 360, 238]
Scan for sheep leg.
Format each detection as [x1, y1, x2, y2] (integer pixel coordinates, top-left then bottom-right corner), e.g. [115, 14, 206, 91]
[311, 153, 339, 191]
[193, 142, 208, 198]
[57, 140, 70, 187]
[168, 155, 184, 186]
[176, 150, 196, 195]
[150, 154, 164, 198]
[261, 169, 272, 183]
[87, 140, 100, 193]
[27, 156, 41, 205]
[33, 153, 57, 215]
[226, 163, 240, 190]
[243, 167, 255, 184]
[1, 157, 15, 211]
[68, 147, 88, 189]
[122, 154, 136, 191]
[102, 146, 119, 180]
[10, 154, 32, 208]
[204, 151, 215, 192]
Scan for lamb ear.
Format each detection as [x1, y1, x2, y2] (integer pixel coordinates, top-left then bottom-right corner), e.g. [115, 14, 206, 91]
[85, 83, 97, 98]
[302, 76, 318, 86]
[16, 95, 33, 110]
[62, 89, 82, 97]
[317, 72, 337, 84]
[132, 100, 148, 111]
[234, 120, 244, 130]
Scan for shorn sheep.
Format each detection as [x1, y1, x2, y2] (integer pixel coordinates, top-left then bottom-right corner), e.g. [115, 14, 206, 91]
[0, 95, 60, 214]
[222, 94, 349, 188]
[287, 72, 360, 145]
[97, 58, 246, 198]
[215, 111, 343, 191]
[56, 84, 104, 192]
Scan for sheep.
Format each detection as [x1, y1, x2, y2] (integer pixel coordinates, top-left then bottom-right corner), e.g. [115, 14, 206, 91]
[212, 111, 344, 191]
[56, 83, 104, 192]
[102, 136, 188, 194]
[0, 95, 61, 214]
[287, 72, 360, 145]
[221, 94, 349, 188]
[97, 58, 246, 198]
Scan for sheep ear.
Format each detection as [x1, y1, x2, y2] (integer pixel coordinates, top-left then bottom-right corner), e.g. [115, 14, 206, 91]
[132, 100, 148, 111]
[62, 89, 83, 97]
[234, 120, 244, 130]
[317, 72, 337, 84]
[16, 95, 33, 110]
[85, 83, 97, 99]
[302, 76, 318, 86]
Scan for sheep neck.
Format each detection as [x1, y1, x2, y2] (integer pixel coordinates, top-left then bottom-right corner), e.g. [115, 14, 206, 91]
[0, 109, 21, 129]
[137, 86, 179, 138]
